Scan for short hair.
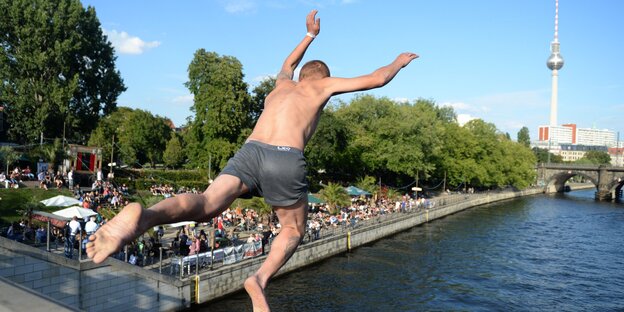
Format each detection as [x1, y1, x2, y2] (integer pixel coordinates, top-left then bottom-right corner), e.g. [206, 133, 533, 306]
[299, 60, 330, 80]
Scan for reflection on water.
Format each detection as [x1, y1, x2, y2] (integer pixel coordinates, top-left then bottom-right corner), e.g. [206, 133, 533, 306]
[199, 190, 624, 311]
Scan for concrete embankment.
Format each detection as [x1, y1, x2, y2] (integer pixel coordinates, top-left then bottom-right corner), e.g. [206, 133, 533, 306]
[195, 188, 543, 305]
[0, 188, 543, 311]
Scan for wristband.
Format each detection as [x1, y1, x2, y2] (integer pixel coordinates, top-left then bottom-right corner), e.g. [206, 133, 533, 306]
[306, 32, 316, 39]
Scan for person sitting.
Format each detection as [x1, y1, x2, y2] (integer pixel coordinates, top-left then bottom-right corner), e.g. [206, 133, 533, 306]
[8, 172, 19, 189]
[23, 166, 35, 180]
[55, 174, 64, 190]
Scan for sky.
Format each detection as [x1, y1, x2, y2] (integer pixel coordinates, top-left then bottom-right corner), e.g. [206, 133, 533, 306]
[81, 0, 624, 142]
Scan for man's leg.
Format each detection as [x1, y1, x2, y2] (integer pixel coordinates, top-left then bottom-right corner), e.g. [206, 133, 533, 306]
[244, 196, 307, 312]
[86, 174, 248, 264]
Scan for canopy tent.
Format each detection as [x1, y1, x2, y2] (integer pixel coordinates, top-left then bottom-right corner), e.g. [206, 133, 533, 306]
[31, 210, 72, 252]
[32, 210, 70, 229]
[40, 195, 81, 207]
[52, 206, 97, 219]
[307, 193, 324, 204]
[345, 186, 371, 196]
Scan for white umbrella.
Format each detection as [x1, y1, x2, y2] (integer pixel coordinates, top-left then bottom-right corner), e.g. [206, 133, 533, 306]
[167, 221, 196, 228]
[40, 195, 82, 207]
[53, 206, 97, 219]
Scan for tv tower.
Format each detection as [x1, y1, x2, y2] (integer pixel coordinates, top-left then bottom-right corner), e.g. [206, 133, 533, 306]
[547, 0, 564, 126]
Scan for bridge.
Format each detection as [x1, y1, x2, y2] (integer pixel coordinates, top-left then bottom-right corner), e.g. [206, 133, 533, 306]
[537, 163, 624, 200]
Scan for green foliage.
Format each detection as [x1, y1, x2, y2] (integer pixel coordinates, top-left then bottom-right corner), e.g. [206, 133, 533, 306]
[185, 50, 251, 140]
[578, 150, 611, 165]
[532, 147, 563, 164]
[0, 188, 73, 225]
[517, 126, 531, 147]
[163, 135, 185, 169]
[0, 146, 20, 173]
[319, 182, 350, 214]
[183, 50, 254, 169]
[0, 0, 125, 144]
[89, 107, 172, 168]
[247, 197, 272, 219]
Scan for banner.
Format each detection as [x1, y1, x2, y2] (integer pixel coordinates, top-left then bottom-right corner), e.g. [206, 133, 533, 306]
[243, 241, 263, 258]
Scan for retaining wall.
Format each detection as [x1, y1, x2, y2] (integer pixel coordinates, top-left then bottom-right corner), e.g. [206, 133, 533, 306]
[0, 237, 191, 311]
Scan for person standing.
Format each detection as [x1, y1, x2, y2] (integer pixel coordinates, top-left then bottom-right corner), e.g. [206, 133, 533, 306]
[87, 10, 417, 312]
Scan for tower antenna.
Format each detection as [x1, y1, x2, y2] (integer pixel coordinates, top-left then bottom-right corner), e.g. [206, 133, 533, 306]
[547, 0, 564, 126]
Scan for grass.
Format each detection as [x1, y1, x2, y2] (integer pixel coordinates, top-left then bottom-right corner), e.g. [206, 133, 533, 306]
[0, 188, 74, 225]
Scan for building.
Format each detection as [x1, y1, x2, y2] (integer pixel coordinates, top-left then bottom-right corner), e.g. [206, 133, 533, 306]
[537, 124, 617, 147]
[557, 144, 607, 162]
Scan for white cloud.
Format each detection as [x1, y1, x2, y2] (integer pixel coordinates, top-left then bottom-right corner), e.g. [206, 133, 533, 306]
[221, 0, 257, 13]
[441, 101, 471, 111]
[104, 29, 161, 55]
[172, 94, 194, 106]
[393, 97, 410, 103]
[457, 113, 477, 126]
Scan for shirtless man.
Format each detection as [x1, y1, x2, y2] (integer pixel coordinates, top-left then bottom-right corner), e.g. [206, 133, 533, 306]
[86, 10, 417, 311]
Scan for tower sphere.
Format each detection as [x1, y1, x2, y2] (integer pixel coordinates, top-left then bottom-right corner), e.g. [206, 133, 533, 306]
[547, 52, 564, 70]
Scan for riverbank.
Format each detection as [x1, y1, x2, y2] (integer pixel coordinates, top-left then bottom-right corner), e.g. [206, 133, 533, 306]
[0, 187, 544, 311]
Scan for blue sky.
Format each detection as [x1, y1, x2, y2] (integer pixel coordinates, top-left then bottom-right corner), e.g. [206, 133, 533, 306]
[82, 0, 624, 141]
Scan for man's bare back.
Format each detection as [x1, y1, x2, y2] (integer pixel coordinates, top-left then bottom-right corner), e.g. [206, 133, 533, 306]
[247, 79, 329, 150]
[87, 9, 417, 312]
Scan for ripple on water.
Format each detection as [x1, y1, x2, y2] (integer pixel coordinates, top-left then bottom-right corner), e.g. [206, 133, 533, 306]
[198, 193, 624, 311]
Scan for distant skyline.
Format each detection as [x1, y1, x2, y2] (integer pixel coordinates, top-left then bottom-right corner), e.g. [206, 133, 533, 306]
[82, 0, 624, 141]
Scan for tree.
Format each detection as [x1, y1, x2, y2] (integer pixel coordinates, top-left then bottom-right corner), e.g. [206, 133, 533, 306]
[0, 0, 125, 144]
[184, 50, 252, 169]
[532, 147, 563, 164]
[579, 150, 611, 165]
[305, 109, 353, 181]
[89, 107, 171, 168]
[0, 146, 19, 174]
[163, 135, 185, 169]
[517, 126, 531, 148]
[319, 182, 350, 215]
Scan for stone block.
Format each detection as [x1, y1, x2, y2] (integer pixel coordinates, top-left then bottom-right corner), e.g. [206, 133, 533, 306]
[10, 256, 25, 266]
[11, 274, 24, 283]
[23, 270, 42, 282]
[0, 267, 15, 277]
[14, 264, 33, 275]
[33, 261, 52, 271]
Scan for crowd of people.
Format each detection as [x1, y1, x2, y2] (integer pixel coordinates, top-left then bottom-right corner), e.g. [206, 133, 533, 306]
[2, 162, 437, 269]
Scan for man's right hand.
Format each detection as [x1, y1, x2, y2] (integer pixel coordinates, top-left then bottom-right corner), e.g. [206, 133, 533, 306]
[396, 52, 419, 68]
[306, 10, 320, 36]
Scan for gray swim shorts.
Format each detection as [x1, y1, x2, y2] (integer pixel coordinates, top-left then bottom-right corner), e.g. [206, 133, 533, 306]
[219, 140, 308, 207]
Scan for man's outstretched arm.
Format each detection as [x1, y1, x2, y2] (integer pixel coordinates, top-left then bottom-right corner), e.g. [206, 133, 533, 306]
[324, 52, 419, 95]
[276, 10, 320, 83]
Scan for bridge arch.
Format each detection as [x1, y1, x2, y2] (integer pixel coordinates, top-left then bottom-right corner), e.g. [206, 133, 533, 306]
[538, 163, 624, 200]
[545, 171, 598, 193]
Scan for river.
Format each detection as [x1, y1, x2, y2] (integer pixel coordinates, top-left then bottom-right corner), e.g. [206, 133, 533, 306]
[199, 190, 624, 311]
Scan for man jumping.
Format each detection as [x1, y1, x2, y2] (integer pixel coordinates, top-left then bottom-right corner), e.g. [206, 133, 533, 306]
[86, 9, 417, 311]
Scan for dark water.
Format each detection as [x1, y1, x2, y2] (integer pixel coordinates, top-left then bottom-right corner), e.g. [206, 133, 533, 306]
[199, 190, 624, 311]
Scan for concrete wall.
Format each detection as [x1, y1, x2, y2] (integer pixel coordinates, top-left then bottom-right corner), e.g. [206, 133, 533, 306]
[0, 238, 191, 311]
[194, 188, 544, 304]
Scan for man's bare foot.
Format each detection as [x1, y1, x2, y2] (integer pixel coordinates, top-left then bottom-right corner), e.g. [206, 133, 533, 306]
[244, 275, 270, 312]
[86, 203, 144, 264]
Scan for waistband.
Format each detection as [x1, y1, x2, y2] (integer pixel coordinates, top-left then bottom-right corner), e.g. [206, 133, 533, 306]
[245, 140, 303, 155]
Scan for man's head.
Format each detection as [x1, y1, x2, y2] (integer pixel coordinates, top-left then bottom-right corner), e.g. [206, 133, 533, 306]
[299, 60, 330, 81]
